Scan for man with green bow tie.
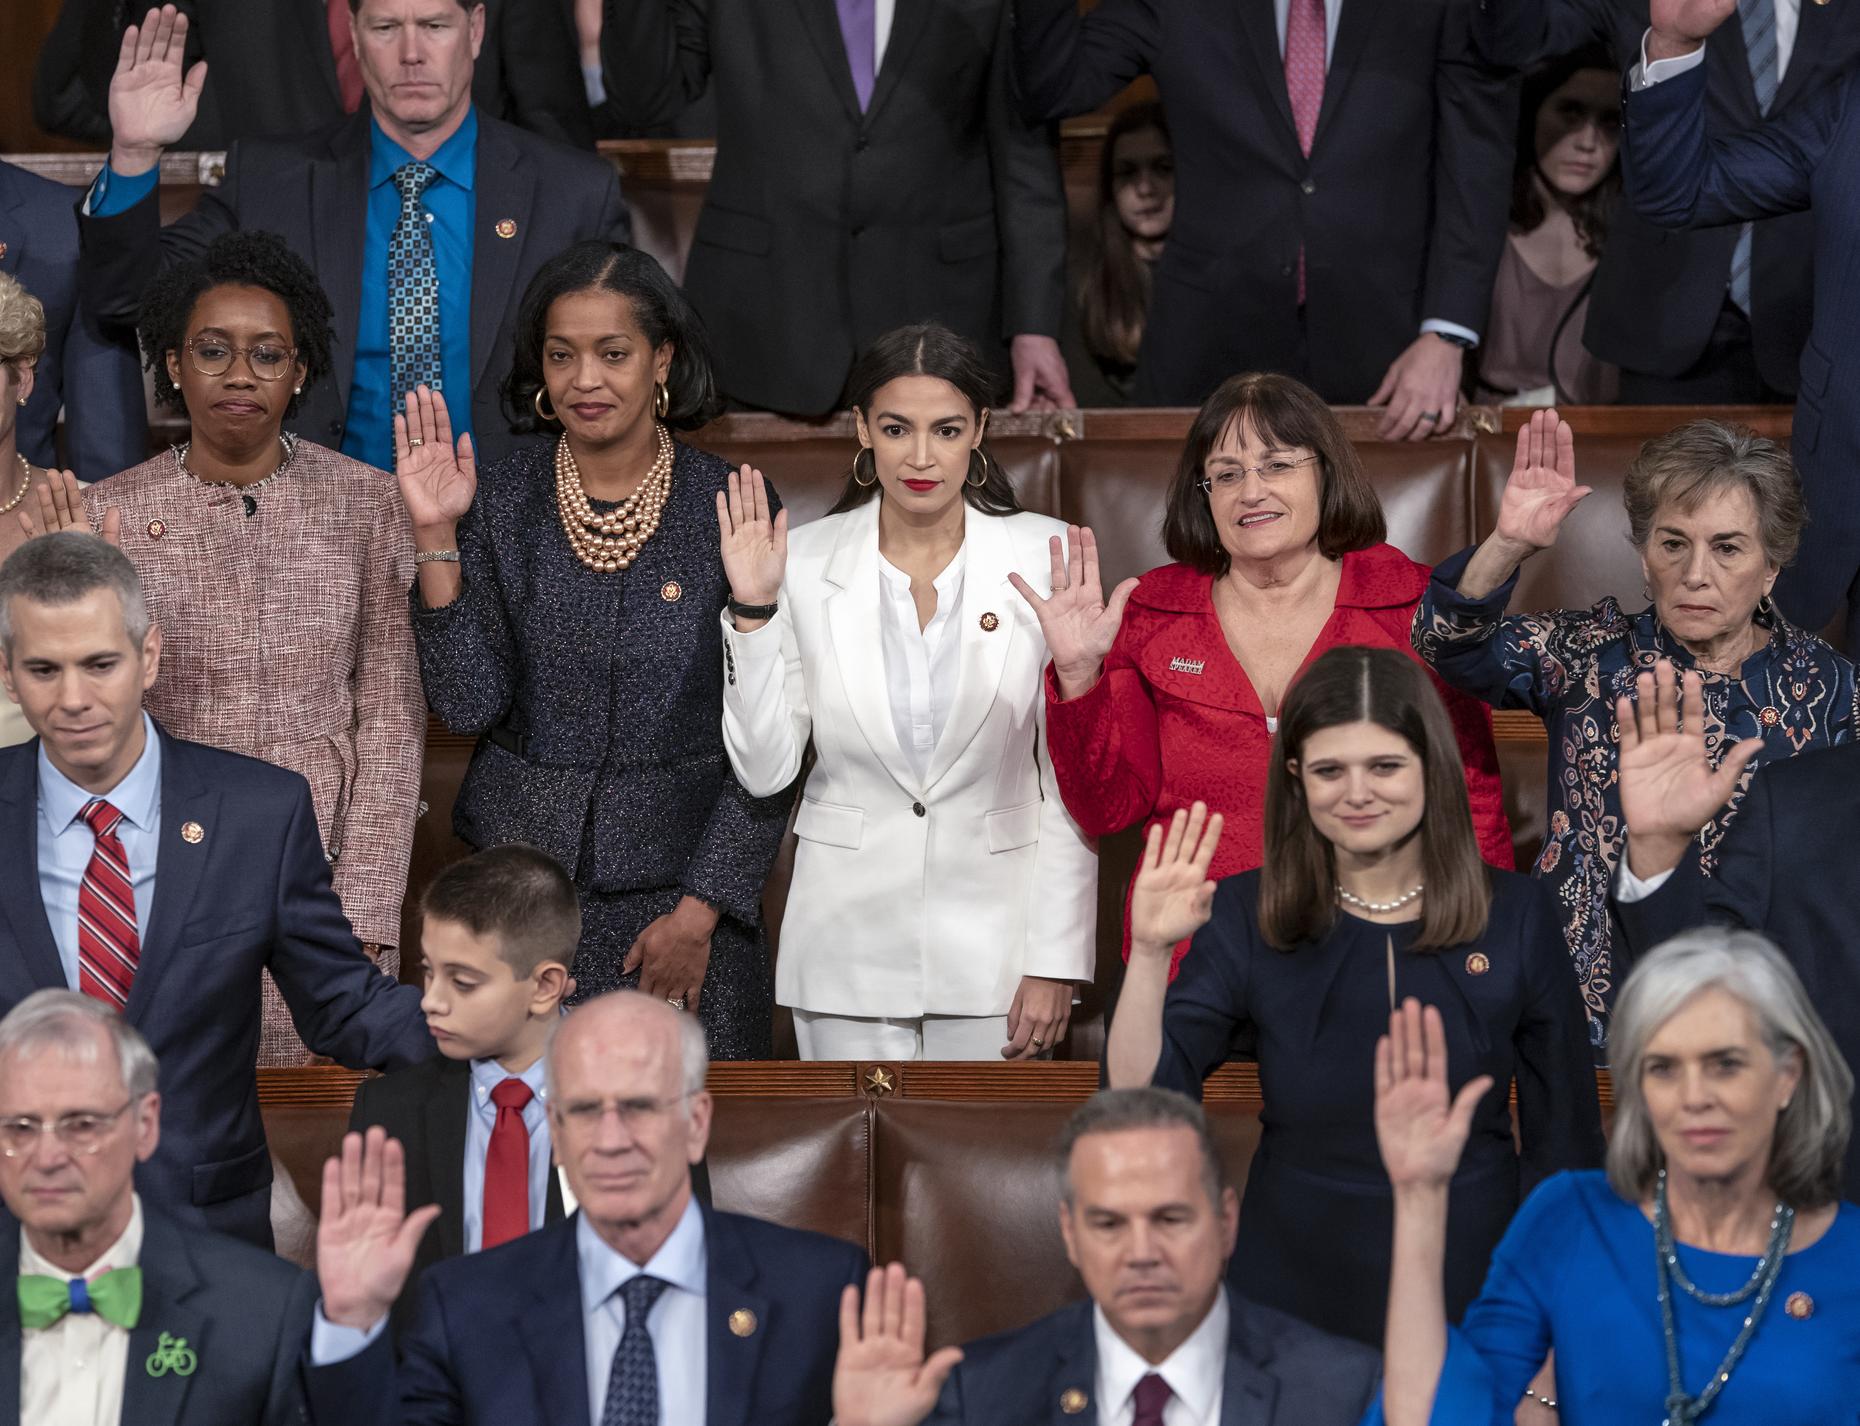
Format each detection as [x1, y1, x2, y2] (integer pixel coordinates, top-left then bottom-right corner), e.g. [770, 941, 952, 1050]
[0, 989, 316, 1425]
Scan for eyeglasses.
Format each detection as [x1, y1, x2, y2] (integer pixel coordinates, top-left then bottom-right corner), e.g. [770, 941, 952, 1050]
[555, 1091, 694, 1134]
[1198, 454, 1319, 493]
[183, 338, 298, 381]
[0, 1101, 135, 1158]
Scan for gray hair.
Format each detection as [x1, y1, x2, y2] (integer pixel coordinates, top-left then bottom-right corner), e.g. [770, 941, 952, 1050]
[542, 996, 710, 1106]
[1055, 1086, 1224, 1206]
[0, 989, 159, 1101]
[1608, 927, 1851, 1209]
[1622, 420, 1806, 569]
[0, 532, 152, 657]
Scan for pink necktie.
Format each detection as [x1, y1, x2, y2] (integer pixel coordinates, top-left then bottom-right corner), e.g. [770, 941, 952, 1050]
[1283, 0, 1327, 303]
[1133, 1372, 1173, 1426]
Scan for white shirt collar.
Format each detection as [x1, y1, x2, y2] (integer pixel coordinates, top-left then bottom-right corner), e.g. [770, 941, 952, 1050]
[37, 713, 162, 835]
[20, 1192, 146, 1282]
[576, 1192, 707, 1315]
[1093, 1288, 1230, 1424]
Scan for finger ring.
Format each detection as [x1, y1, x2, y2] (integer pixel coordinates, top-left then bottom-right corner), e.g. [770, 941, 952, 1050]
[666, 996, 686, 1011]
[1030, 1036, 1045, 1048]
[1418, 411, 1440, 424]
[407, 437, 425, 447]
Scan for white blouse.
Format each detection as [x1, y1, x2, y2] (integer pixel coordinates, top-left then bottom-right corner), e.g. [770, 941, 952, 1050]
[877, 546, 966, 783]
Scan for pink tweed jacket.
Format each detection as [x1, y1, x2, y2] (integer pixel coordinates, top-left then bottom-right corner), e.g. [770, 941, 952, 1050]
[85, 441, 425, 954]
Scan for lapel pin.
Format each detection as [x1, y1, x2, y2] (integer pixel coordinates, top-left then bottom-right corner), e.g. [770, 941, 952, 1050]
[728, 1308, 757, 1337]
[1168, 656, 1206, 675]
[180, 821, 205, 845]
[978, 611, 999, 632]
[0, 243, 7, 261]
[145, 1332, 198, 1378]
[1786, 1291, 1815, 1319]
[661, 580, 683, 603]
[147, 519, 167, 540]
[1465, 952, 1490, 976]
[1060, 1388, 1089, 1415]
[495, 219, 518, 239]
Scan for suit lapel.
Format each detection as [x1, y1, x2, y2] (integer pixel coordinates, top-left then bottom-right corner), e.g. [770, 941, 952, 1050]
[701, 1208, 771, 1426]
[0, 745, 69, 994]
[1308, 0, 1387, 157]
[471, 118, 539, 391]
[866, 0, 933, 125]
[514, 1221, 593, 1426]
[120, 1212, 208, 1426]
[426, 1059, 471, 1261]
[1773, 2, 1828, 114]
[823, 502, 920, 797]
[0, 173, 25, 276]
[1220, 1345, 1280, 1426]
[1046, 1305, 1097, 1425]
[0, 1231, 19, 1426]
[126, 734, 218, 1026]
[310, 115, 372, 418]
[791, 0, 864, 124]
[923, 508, 1016, 793]
[1236, 0, 1299, 156]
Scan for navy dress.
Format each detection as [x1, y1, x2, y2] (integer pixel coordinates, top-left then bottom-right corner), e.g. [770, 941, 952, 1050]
[1150, 869, 1604, 1346]
[412, 438, 795, 1057]
[1365, 1171, 1860, 1425]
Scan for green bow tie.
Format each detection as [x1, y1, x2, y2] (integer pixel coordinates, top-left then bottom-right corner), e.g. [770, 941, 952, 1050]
[17, 1267, 142, 1330]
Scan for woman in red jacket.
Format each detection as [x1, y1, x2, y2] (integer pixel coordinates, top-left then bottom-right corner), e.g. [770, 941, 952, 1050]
[1012, 373, 1512, 968]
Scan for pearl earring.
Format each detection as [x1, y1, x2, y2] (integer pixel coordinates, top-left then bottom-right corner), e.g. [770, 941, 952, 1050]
[293, 385, 302, 395]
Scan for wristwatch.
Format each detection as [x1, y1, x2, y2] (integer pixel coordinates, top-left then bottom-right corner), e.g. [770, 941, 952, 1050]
[728, 599, 779, 619]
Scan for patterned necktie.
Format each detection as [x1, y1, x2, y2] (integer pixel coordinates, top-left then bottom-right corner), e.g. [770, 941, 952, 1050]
[76, 799, 139, 1009]
[1728, 0, 1778, 313]
[836, 0, 877, 110]
[388, 162, 444, 411]
[1283, 0, 1327, 304]
[600, 1275, 670, 1426]
[481, 1078, 534, 1250]
[326, 0, 365, 113]
[1132, 1371, 1173, 1426]
[17, 1269, 143, 1331]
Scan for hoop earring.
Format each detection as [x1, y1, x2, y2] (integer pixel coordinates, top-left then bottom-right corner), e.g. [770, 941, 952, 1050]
[852, 449, 878, 488]
[534, 387, 558, 424]
[654, 381, 671, 420]
[967, 449, 990, 489]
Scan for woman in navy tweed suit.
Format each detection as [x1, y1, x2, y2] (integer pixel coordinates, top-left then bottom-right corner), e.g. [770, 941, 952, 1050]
[392, 242, 793, 1057]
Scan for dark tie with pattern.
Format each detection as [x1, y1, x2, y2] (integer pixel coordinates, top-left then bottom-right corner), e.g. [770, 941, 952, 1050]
[76, 799, 138, 1008]
[600, 1275, 670, 1426]
[1283, 0, 1327, 304]
[388, 162, 444, 411]
[1728, 0, 1778, 313]
[1133, 1371, 1173, 1426]
[836, 0, 877, 110]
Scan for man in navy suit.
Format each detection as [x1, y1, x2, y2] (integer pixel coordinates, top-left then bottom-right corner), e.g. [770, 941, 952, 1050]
[0, 989, 317, 1426]
[306, 989, 866, 1426]
[0, 161, 145, 482]
[1622, 0, 1860, 648]
[834, 1088, 1381, 1426]
[0, 531, 434, 1251]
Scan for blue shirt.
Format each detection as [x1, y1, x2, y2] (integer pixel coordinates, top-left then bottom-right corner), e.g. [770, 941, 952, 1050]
[36, 714, 162, 989]
[461, 1055, 551, 1253]
[579, 1196, 708, 1426]
[350, 110, 478, 472]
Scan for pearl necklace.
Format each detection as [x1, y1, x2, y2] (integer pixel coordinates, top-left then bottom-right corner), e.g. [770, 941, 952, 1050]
[555, 424, 674, 573]
[0, 454, 28, 515]
[1336, 883, 1424, 914]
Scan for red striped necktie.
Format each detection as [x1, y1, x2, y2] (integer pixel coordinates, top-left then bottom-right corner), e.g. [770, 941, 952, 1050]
[76, 799, 139, 1009]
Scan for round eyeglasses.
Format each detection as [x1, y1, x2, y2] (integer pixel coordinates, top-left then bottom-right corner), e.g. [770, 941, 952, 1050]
[183, 338, 298, 381]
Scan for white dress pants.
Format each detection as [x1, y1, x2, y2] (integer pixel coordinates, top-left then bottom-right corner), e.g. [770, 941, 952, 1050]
[791, 1010, 1015, 1061]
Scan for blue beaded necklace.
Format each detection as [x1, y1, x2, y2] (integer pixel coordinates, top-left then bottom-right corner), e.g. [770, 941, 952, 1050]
[1653, 1168, 1795, 1425]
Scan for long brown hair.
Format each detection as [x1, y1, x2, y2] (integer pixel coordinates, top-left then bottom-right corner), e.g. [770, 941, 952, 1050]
[1077, 102, 1170, 370]
[1259, 648, 1491, 951]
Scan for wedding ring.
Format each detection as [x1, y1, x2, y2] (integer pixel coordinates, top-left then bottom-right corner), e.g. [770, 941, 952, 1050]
[407, 437, 425, 447]
[667, 996, 686, 1011]
[1418, 411, 1440, 424]
[1030, 1036, 1045, 1048]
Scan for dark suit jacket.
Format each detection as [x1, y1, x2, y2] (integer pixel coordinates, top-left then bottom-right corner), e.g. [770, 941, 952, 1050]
[0, 729, 435, 1249]
[303, 1205, 868, 1426]
[931, 1295, 1382, 1425]
[1014, 0, 1517, 406]
[1621, 56, 1860, 636]
[1611, 744, 1860, 1196]
[600, 0, 1067, 414]
[0, 160, 147, 481]
[76, 110, 629, 467]
[1473, 0, 1860, 393]
[0, 1205, 317, 1426]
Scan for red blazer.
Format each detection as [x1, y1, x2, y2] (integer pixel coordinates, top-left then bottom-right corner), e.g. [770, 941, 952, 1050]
[1045, 545, 1513, 963]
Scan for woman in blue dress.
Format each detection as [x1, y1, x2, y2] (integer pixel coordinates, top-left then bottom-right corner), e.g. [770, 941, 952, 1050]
[1371, 926, 1860, 1425]
[1412, 409, 1857, 1048]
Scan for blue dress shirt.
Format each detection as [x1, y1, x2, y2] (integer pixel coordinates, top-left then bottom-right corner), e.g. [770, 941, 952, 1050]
[36, 714, 162, 989]
[461, 1055, 551, 1253]
[350, 110, 478, 472]
[580, 1196, 708, 1426]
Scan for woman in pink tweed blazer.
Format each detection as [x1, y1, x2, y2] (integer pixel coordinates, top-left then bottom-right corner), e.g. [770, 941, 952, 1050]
[83, 233, 424, 1065]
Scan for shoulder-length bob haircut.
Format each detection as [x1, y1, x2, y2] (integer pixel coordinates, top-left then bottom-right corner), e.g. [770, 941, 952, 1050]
[1607, 927, 1851, 1211]
[503, 241, 724, 434]
[828, 322, 1023, 518]
[1162, 372, 1385, 577]
[1259, 647, 1490, 951]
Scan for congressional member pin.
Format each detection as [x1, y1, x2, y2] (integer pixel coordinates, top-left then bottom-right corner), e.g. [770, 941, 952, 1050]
[661, 580, 683, 602]
[1786, 1291, 1815, 1320]
[1465, 952, 1491, 976]
[0, 243, 7, 261]
[1060, 1388, 1089, 1415]
[495, 219, 518, 239]
[728, 1308, 757, 1337]
[979, 611, 1000, 632]
[180, 821, 205, 845]
[147, 519, 167, 540]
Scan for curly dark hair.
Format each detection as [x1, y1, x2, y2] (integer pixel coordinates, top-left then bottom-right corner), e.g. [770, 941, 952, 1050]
[136, 230, 334, 418]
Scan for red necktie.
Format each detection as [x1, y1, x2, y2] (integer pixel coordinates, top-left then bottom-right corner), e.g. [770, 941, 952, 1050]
[1133, 1372, 1173, 1426]
[482, 1078, 534, 1250]
[76, 800, 139, 1009]
[1283, 0, 1327, 303]
[327, 0, 366, 113]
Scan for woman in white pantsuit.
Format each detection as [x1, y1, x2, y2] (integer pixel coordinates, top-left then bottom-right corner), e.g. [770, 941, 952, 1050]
[716, 323, 1097, 1060]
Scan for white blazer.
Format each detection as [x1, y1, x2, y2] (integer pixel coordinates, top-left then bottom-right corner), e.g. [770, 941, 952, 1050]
[720, 499, 1097, 1018]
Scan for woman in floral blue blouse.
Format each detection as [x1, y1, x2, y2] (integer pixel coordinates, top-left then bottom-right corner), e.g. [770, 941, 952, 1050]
[1413, 410, 1858, 1052]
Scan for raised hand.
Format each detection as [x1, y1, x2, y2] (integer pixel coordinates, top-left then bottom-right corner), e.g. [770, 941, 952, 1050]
[108, 7, 208, 172]
[1649, 0, 1739, 58]
[395, 386, 477, 536]
[1374, 998, 1493, 1192]
[1129, 802, 1224, 955]
[833, 1264, 965, 1426]
[1615, 658, 1760, 878]
[1493, 408, 1590, 555]
[315, 1128, 441, 1331]
[716, 464, 787, 607]
[19, 469, 120, 546]
[1008, 525, 1139, 699]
